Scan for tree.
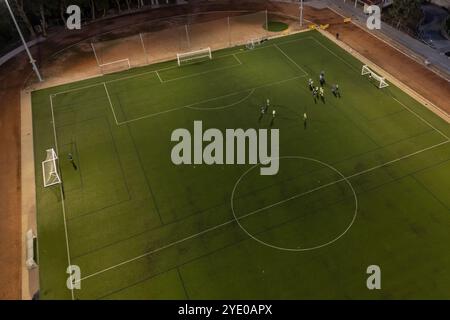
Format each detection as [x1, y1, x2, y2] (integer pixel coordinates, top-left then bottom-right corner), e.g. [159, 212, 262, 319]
[9, 0, 36, 38]
[25, 0, 59, 36]
[389, 0, 423, 30]
[0, 3, 18, 48]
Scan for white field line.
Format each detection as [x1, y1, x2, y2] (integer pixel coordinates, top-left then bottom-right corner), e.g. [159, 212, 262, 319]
[49, 95, 75, 300]
[273, 43, 309, 76]
[116, 75, 305, 125]
[76, 139, 450, 284]
[186, 89, 255, 111]
[392, 98, 449, 141]
[308, 37, 360, 73]
[232, 53, 243, 65]
[103, 83, 120, 126]
[155, 71, 163, 83]
[159, 60, 242, 83]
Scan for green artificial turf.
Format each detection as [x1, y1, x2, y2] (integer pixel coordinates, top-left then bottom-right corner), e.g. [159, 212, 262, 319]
[265, 21, 289, 32]
[31, 30, 450, 300]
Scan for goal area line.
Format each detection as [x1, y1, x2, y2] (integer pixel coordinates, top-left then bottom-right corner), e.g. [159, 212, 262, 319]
[76, 139, 450, 284]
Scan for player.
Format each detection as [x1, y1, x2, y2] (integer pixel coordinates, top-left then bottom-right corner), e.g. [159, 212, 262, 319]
[272, 110, 276, 118]
[303, 112, 307, 129]
[332, 84, 341, 98]
[308, 78, 314, 91]
[319, 87, 325, 102]
[335, 84, 341, 98]
[68, 153, 78, 170]
[312, 87, 318, 103]
[319, 71, 325, 86]
[260, 106, 265, 115]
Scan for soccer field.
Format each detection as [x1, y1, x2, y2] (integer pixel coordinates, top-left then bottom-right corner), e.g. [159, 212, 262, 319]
[31, 30, 450, 300]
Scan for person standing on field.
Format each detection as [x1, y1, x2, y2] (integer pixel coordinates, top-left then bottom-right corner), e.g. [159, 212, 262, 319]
[68, 153, 77, 170]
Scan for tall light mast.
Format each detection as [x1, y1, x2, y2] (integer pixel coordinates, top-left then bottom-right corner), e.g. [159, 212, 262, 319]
[4, 0, 43, 82]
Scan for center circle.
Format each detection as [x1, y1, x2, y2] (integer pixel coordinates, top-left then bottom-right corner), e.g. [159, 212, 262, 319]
[230, 156, 358, 252]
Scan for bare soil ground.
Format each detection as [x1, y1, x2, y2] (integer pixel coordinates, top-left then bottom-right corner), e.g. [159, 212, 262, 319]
[1, 0, 448, 299]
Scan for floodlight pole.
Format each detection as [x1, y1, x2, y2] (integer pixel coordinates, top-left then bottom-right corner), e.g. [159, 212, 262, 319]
[265, 9, 268, 32]
[185, 24, 191, 49]
[299, 0, 303, 27]
[4, 0, 43, 82]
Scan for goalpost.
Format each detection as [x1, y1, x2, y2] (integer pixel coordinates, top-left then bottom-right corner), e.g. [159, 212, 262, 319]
[177, 47, 212, 66]
[42, 148, 61, 187]
[98, 59, 131, 75]
[246, 37, 268, 50]
[91, 42, 132, 74]
[361, 65, 389, 89]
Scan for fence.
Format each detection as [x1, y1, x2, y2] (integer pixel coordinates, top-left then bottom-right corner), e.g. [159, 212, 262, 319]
[38, 10, 305, 83]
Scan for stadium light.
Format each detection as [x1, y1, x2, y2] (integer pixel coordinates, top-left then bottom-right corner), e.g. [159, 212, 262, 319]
[4, 0, 43, 82]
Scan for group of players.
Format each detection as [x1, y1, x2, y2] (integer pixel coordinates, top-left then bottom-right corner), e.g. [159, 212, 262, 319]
[308, 71, 341, 103]
[259, 71, 342, 128]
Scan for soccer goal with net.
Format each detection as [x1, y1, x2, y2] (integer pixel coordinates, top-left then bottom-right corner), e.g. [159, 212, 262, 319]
[361, 65, 389, 89]
[246, 37, 268, 50]
[98, 59, 131, 75]
[42, 148, 61, 187]
[177, 47, 212, 66]
[91, 41, 134, 74]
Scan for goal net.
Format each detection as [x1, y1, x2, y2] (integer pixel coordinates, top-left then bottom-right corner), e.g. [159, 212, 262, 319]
[42, 148, 61, 187]
[361, 65, 389, 89]
[99, 59, 131, 75]
[246, 37, 268, 50]
[177, 47, 212, 66]
[229, 11, 268, 47]
[91, 34, 146, 74]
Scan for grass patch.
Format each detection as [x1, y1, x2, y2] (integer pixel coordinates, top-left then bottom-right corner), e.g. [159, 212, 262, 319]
[265, 21, 289, 32]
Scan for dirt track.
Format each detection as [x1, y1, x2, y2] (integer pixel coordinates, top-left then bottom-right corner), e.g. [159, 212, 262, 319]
[0, 0, 448, 299]
[0, 59, 23, 299]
